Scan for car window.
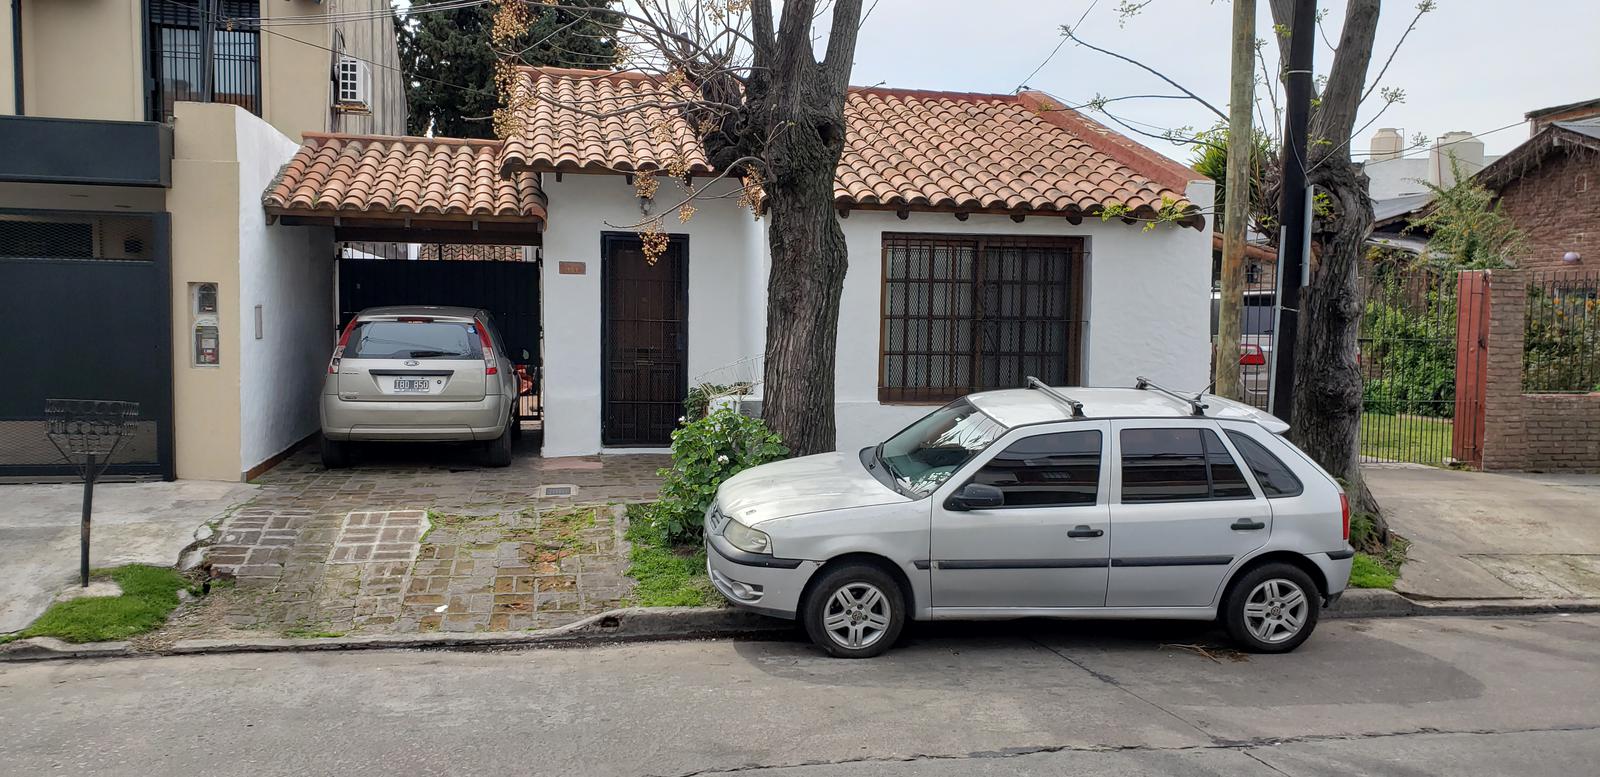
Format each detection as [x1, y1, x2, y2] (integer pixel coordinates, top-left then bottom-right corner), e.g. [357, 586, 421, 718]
[1225, 430, 1305, 497]
[1119, 428, 1256, 503]
[344, 321, 482, 360]
[969, 430, 1102, 507]
[878, 400, 1009, 497]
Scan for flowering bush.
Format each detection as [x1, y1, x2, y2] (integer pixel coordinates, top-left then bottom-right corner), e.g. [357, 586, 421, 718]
[643, 407, 787, 543]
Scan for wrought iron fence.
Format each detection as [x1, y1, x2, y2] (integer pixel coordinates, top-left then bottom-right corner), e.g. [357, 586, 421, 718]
[1357, 266, 1458, 465]
[1523, 268, 1600, 393]
[149, 0, 262, 123]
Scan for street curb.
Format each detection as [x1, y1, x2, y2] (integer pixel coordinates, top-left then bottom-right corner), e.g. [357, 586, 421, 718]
[0, 607, 792, 662]
[1324, 588, 1600, 619]
[8, 594, 1600, 662]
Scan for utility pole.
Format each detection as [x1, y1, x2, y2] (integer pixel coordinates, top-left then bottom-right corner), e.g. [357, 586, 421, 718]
[1269, 0, 1315, 421]
[1213, 0, 1256, 401]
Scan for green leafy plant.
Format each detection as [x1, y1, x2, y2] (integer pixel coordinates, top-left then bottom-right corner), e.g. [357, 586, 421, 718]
[644, 407, 788, 543]
[1524, 285, 1600, 393]
[1360, 276, 1457, 418]
[624, 504, 716, 607]
[1407, 156, 1528, 271]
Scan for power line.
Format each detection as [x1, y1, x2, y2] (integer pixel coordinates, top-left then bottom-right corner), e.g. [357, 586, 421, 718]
[1015, 0, 1099, 92]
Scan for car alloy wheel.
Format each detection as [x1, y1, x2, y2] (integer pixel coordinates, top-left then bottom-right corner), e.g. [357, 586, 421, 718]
[822, 582, 893, 650]
[1243, 578, 1309, 644]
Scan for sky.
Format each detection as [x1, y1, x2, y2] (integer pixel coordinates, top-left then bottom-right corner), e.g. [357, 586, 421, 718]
[843, 0, 1600, 164]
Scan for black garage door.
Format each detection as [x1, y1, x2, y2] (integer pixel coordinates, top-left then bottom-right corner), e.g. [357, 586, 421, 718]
[337, 255, 541, 375]
[0, 211, 175, 481]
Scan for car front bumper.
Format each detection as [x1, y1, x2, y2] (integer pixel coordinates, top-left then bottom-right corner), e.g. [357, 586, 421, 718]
[321, 393, 509, 442]
[704, 533, 818, 620]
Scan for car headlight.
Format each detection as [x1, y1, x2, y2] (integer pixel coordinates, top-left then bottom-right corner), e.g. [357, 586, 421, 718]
[722, 518, 772, 555]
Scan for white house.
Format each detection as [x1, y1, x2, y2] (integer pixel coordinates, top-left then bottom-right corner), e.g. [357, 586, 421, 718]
[261, 67, 1214, 464]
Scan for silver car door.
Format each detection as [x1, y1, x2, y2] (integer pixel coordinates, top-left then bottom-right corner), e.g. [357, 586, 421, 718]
[1107, 420, 1272, 608]
[929, 423, 1111, 608]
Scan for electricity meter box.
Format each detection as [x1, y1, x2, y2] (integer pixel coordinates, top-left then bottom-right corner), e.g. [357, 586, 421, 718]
[190, 283, 220, 366]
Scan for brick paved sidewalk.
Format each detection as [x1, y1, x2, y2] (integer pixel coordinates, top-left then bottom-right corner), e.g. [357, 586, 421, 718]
[187, 443, 665, 637]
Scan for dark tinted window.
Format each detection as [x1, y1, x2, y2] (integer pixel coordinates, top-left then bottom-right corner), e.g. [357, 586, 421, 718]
[1226, 431, 1305, 497]
[1205, 430, 1254, 498]
[345, 321, 482, 359]
[1120, 428, 1257, 503]
[1120, 428, 1209, 502]
[971, 430, 1102, 507]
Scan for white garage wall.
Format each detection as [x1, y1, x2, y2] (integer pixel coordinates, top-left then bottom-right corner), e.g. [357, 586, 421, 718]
[832, 182, 1213, 452]
[539, 174, 764, 456]
[236, 110, 335, 474]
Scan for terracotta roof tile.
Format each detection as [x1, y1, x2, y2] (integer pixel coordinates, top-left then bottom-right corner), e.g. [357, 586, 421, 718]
[500, 69, 1203, 226]
[263, 134, 547, 224]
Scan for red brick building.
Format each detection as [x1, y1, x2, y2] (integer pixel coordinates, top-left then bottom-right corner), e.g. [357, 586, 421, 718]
[1476, 104, 1600, 272]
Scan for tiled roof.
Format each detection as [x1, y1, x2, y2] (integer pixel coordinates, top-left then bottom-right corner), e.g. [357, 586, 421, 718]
[501, 68, 1203, 226]
[263, 134, 547, 223]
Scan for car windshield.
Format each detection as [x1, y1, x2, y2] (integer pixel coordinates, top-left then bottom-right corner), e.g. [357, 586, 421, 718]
[877, 400, 1008, 497]
[344, 321, 482, 359]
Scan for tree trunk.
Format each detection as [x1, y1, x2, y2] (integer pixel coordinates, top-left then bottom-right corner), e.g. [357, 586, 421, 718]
[1291, 156, 1384, 529]
[748, 0, 863, 457]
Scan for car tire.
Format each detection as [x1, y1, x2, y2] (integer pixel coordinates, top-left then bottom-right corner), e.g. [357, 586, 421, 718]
[802, 563, 906, 659]
[1222, 562, 1321, 654]
[481, 420, 513, 468]
[320, 436, 350, 469]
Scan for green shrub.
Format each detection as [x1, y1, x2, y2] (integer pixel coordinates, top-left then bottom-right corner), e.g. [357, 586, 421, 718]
[644, 407, 787, 543]
[1360, 282, 1457, 418]
[624, 504, 716, 607]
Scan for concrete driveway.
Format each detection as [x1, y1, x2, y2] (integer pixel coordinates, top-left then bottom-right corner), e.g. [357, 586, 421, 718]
[1366, 465, 1600, 599]
[0, 480, 257, 632]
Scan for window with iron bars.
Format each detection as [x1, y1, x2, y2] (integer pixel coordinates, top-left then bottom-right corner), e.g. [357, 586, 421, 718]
[879, 234, 1086, 403]
[147, 0, 262, 123]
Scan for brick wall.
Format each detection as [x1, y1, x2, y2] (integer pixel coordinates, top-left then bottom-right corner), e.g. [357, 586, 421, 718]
[1478, 269, 1600, 471]
[1497, 148, 1600, 271]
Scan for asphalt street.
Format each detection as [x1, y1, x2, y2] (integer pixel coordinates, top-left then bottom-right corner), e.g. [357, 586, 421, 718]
[2, 614, 1597, 776]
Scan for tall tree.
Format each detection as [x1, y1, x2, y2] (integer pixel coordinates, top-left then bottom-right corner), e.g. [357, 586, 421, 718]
[505, 0, 865, 456]
[398, 0, 617, 138]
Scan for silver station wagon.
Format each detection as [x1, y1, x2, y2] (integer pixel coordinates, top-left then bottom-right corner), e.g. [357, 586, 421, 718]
[706, 379, 1354, 658]
[320, 306, 519, 468]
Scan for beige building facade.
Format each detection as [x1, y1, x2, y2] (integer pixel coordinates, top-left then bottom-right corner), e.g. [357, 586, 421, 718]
[0, 0, 402, 482]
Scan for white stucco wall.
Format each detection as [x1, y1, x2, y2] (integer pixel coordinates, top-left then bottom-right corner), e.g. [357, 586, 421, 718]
[236, 110, 335, 473]
[537, 174, 1211, 456]
[538, 173, 764, 456]
[831, 182, 1213, 451]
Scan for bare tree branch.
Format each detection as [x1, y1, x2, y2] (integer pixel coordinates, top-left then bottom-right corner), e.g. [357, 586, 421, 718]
[1061, 25, 1227, 120]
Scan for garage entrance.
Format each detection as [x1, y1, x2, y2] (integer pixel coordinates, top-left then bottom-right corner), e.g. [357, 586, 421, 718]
[0, 211, 175, 481]
[337, 246, 543, 430]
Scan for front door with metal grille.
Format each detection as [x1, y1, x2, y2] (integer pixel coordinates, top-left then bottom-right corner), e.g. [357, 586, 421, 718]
[0, 211, 174, 480]
[602, 234, 687, 447]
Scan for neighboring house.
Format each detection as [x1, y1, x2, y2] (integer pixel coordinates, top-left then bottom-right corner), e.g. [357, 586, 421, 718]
[1474, 103, 1600, 271]
[0, 0, 403, 481]
[266, 68, 1214, 460]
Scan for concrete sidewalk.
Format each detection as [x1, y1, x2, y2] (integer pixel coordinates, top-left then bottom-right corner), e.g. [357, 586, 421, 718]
[0, 480, 257, 632]
[1366, 465, 1600, 600]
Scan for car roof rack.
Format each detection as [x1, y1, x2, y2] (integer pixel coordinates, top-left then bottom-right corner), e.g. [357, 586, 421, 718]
[1134, 376, 1209, 417]
[1025, 376, 1086, 418]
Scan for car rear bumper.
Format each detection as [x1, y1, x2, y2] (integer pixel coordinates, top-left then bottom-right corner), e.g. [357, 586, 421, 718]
[1309, 546, 1356, 597]
[321, 393, 509, 441]
[705, 534, 818, 620]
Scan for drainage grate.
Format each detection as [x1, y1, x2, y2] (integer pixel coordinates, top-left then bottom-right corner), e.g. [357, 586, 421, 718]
[538, 484, 577, 498]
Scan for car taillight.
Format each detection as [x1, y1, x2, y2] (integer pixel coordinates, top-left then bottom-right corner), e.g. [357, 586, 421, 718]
[1239, 344, 1267, 366]
[328, 318, 358, 374]
[475, 320, 497, 376]
[1340, 492, 1351, 542]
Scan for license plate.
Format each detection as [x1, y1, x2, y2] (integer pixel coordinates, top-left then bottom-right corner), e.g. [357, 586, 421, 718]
[393, 378, 431, 393]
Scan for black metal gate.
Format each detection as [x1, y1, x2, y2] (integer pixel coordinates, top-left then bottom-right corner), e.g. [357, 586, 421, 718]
[0, 211, 174, 481]
[337, 254, 542, 388]
[1358, 267, 1458, 466]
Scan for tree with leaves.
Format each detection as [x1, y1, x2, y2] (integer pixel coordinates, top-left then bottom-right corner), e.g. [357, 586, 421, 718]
[1409, 156, 1528, 270]
[397, 0, 618, 138]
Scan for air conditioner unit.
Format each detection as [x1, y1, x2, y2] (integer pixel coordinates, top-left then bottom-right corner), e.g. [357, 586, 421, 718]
[335, 56, 372, 112]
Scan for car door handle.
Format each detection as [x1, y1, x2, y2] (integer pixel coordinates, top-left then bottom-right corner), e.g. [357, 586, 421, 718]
[1067, 525, 1104, 538]
[1230, 519, 1266, 531]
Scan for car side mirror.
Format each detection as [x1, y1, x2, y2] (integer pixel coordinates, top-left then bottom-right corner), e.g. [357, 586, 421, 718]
[946, 483, 1005, 511]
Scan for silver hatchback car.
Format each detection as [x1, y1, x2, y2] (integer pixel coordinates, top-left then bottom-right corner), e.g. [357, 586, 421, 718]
[320, 306, 518, 468]
[706, 380, 1354, 658]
